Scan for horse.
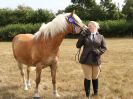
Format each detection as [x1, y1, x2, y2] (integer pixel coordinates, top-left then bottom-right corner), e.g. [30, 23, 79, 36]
[12, 11, 86, 98]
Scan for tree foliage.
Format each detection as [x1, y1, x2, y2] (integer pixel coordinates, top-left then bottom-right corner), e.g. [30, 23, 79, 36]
[70, 0, 124, 20]
[0, 5, 55, 26]
[100, 0, 120, 20]
[70, 0, 98, 20]
[122, 0, 133, 20]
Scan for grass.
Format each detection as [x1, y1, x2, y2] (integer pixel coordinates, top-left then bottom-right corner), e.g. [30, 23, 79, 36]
[0, 38, 133, 99]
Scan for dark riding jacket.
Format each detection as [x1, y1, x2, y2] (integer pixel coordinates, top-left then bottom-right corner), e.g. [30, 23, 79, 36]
[76, 30, 107, 65]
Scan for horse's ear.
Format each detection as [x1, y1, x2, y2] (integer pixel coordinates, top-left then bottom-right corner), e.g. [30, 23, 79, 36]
[70, 10, 75, 16]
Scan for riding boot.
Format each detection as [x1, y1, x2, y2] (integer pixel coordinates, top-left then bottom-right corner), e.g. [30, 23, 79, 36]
[92, 79, 98, 95]
[84, 78, 91, 97]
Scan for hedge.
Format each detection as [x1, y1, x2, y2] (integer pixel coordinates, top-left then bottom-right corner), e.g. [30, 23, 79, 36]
[0, 23, 40, 41]
[0, 9, 55, 26]
[99, 20, 133, 37]
[0, 20, 133, 41]
[66, 20, 133, 38]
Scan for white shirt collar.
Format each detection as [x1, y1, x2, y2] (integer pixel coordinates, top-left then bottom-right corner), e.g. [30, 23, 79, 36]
[91, 32, 97, 35]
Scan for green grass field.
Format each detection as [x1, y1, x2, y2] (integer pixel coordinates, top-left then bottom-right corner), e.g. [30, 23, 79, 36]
[0, 38, 133, 99]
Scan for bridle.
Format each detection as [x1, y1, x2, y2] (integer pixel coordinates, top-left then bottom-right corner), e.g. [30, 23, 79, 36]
[65, 15, 87, 63]
[66, 16, 81, 62]
[66, 16, 83, 33]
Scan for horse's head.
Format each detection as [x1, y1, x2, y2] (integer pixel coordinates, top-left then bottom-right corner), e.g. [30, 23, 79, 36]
[34, 11, 87, 39]
[65, 11, 87, 34]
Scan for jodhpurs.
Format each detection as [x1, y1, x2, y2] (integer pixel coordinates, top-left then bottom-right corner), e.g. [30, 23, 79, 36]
[81, 64, 100, 80]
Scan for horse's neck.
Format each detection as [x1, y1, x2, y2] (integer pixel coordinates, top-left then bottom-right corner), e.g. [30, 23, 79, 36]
[47, 33, 65, 50]
[48, 26, 72, 49]
[36, 32, 66, 53]
[35, 26, 72, 54]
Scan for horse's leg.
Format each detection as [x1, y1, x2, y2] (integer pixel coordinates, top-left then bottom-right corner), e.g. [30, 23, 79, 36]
[50, 64, 60, 97]
[33, 64, 42, 98]
[17, 62, 28, 90]
[27, 66, 31, 88]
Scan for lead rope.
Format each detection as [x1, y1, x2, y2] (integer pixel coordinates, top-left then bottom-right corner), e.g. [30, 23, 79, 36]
[75, 48, 81, 63]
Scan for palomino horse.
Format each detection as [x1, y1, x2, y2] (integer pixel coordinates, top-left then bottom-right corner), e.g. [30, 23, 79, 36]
[12, 11, 86, 98]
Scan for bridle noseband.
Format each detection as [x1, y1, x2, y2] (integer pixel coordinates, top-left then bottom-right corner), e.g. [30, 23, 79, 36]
[66, 16, 82, 33]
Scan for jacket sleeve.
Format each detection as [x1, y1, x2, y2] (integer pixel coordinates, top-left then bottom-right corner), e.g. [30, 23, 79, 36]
[98, 35, 107, 55]
[76, 35, 85, 48]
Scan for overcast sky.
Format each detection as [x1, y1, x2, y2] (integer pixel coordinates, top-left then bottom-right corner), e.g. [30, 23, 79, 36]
[0, 0, 124, 13]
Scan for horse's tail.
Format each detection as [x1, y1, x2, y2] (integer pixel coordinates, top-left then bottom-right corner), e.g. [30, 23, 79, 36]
[12, 36, 17, 59]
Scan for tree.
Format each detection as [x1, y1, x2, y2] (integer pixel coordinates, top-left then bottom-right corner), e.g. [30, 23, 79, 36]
[0, 5, 55, 26]
[122, 0, 133, 20]
[0, 8, 14, 26]
[70, 0, 122, 20]
[17, 4, 33, 11]
[100, 0, 120, 20]
[56, 10, 64, 15]
[65, 4, 89, 20]
[70, 0, 99, 20]
[71, 0, 96, 8]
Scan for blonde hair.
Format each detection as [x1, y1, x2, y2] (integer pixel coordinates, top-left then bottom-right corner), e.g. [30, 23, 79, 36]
[88, 21, 100, 30]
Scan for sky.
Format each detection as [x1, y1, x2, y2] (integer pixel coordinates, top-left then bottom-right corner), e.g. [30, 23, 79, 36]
[0, 0, 124, 13]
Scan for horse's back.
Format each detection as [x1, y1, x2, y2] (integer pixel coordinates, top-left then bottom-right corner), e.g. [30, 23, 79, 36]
[12, 34, 34, 65]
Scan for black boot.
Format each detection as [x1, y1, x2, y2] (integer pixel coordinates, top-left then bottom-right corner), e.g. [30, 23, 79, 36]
[92, 79, 98, 95]
[84, 78, 91, 97]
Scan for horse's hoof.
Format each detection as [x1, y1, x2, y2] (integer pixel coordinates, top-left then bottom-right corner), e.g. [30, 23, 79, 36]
[56, 94, 60, 98]
[52, 93, 60, 98]
[33, 97, 40, 99]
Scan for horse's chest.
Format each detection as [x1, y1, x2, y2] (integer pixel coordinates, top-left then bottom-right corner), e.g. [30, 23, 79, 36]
[45, 57, 58, 66]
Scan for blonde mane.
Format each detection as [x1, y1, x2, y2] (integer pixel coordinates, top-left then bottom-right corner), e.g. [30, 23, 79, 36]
[34, 13, 82, 39]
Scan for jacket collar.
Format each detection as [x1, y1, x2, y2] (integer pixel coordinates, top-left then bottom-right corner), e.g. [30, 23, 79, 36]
[90, 32, 99, 35]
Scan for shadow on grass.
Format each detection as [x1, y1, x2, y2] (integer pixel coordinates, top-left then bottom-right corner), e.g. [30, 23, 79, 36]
[0, 85, 31, 99]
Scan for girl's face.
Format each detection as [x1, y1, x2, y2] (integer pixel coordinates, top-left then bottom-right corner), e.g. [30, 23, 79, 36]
[88, 23, 97, 33]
